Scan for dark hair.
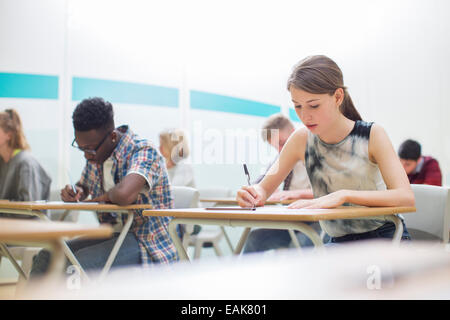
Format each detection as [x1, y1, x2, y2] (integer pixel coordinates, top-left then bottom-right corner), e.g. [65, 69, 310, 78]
[0, 109, 30, 150]
[398, 139, 421, 160]
[287, 55, 362, 121]
[72, 97, 114, 131]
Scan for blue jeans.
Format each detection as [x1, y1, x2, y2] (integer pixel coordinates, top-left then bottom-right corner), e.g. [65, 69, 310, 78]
[243, 222, 328, 253]
[30, 232, 141, 278]
[328, 221, 411, 244]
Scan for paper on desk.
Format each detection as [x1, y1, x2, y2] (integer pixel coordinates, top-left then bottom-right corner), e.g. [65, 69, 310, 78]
[33, 201, 99, 205]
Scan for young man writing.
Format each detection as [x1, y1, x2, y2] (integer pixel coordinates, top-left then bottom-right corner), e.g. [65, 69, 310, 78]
[31, 97, 178, 276]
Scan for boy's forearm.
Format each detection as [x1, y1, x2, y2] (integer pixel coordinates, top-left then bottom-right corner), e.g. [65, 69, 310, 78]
[106, 173, 147, 206]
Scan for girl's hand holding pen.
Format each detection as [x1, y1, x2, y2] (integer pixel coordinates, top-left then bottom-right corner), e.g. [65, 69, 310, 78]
[236, 185, 265, 208]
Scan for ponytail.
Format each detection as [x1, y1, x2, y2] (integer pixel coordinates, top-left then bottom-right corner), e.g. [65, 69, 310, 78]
[340, 88, 362, 121]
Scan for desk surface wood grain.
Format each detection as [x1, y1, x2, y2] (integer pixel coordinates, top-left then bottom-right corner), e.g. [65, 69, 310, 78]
[199, 197, 294, 205]
[143, 206, 416, 222]
[0, 217, 113, 241]
[0, 201, 153, 211]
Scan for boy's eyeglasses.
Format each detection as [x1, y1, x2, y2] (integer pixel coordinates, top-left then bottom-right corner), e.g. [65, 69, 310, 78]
[71, 131, 112, 155]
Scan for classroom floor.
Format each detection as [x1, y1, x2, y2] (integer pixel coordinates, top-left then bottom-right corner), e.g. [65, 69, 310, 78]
[0, 257, 20, 299]
[0, 283, 16, 299]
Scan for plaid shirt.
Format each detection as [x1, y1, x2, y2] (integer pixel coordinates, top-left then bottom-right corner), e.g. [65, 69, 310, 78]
[78, 125, 178, 265]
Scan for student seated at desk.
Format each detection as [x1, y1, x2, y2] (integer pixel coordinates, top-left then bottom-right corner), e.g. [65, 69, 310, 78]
[398, 139, 442, 186]
[159, 128, 199, 235]
[244, 113, 327, 253]
[0, 109, 51, 209]
[31, 97, 178, 276]
[257, 113, 312, 200]
[237, 55, 413, 245]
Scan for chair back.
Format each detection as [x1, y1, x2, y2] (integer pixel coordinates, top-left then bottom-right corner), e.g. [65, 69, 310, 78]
[404, 184, 450, 243]
[198, 187, 232, 198]
[171, 186, 200, 209]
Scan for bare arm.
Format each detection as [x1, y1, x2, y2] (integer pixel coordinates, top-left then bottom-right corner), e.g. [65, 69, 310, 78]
[346, 124, 414, 207]
[237, 128, 307, 207]
[100, 173, 146, 206]
[268, 188, 314, 201]
[86, 173, 146, 205]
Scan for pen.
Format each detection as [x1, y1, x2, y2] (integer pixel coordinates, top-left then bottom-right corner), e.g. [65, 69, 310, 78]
[243, 164, 256, 210]
[67, 171, 79, 202]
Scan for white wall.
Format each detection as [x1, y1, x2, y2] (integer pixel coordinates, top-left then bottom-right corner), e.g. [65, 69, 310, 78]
[0, 0, 65, 182]
[1, 0, 450, 193]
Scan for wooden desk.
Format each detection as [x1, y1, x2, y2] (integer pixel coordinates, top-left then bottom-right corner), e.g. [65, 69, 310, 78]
[143, 206, 416, 261]
[198, 197, 295, 251]
[199, 197, 294, 206]
[0, 201, 152, 281]
[0, 217, 112, 281]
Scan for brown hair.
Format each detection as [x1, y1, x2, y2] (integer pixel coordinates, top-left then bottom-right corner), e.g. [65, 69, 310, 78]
[0, 109, 30, 150]
[287, 55, 362, 121]
[159, 128, 190, 164]
[261, 113, 294, 142]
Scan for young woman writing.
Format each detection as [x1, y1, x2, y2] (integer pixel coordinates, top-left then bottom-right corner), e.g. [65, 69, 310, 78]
[237, 55, 413, 243]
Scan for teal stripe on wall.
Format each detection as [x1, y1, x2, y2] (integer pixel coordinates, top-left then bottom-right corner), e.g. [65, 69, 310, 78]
[0, 73, 58, 99]
[289, 108, 300, 122]
[72, 77, 179, 107]
[191, 90, 281, 117]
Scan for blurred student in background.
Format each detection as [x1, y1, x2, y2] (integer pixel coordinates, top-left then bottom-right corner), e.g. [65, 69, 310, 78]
[159, 128, 198, 235]
[242, 114, 326, 254]
[398, 139, 442, 186]
[257, 113, 312, 200]
[159, 128, 195, 188]
[0, 109, 51, 204]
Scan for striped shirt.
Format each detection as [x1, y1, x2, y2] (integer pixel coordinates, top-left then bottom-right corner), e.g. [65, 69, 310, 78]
[78, 125, 178, 265]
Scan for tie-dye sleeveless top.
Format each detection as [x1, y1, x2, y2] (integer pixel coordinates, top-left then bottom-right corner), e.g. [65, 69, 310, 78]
[305, 120, 388, 237]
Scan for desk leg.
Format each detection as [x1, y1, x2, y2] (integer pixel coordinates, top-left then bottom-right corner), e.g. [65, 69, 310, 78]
[169, 218, 189, 261]
[233, 228, 251, 255]
[288, 230, 302, 250]
[227, 220, 324, 249]
[385, 215, 403, 244]
[220, 226, 234, 252]
[0, 243, 28, 280]
[35, 212, 90, 282]
[98, 212, 134, 281]
[168, 218, 324, 262]
[58, 210, 71, 221]
[46, 241, 66, 279]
